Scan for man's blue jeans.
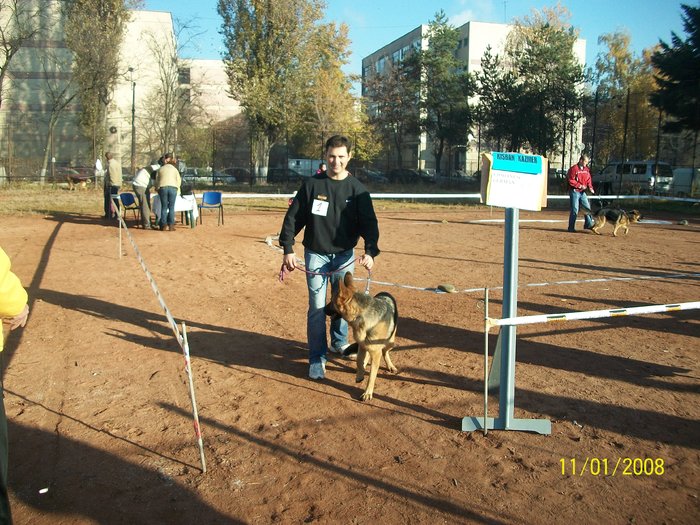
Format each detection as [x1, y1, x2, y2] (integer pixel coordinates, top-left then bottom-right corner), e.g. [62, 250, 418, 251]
[304, 249, 355, 364]
[158, 186, 178, 226]
[104, 185, 120, 218]
[568, 190, 594, 231]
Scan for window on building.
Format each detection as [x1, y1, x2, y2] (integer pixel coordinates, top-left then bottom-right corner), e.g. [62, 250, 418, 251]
[179, 88, 191, 103]
[178, 67, 191, 84]
[376, 57, 386, 74]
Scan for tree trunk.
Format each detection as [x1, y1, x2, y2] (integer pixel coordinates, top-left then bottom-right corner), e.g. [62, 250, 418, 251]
[434, 137, 445, 174]
[252, 132, 270, 184]
[40, 116, 58, 185]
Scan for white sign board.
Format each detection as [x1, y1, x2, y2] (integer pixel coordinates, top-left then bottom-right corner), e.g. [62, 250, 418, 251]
[480, 152, 548, 211]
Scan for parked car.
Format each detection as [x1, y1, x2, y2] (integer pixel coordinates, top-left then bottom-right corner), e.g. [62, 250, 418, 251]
[181, 167, 213, 185]
[592, 160, 673, 194]
[267, 167, 305, 184]
[212, 170, 236, 185]
[547, 168, 568, 193]
[418, 169, 436, 182]
[386, 168, 421, 184]
[222, 167, 252, 184]
[353, 168, 388, 184]
[670, 167, 700, 197]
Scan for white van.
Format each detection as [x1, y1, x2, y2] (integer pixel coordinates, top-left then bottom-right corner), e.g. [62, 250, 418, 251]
[670, 167, 700, 197]
[592, 161, 674, 194]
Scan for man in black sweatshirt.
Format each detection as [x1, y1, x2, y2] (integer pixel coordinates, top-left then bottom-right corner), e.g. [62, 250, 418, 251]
[279, 135, 379, 380]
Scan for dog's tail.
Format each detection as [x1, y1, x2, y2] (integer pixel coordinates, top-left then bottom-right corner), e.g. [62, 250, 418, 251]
[375, 292, 398, 337]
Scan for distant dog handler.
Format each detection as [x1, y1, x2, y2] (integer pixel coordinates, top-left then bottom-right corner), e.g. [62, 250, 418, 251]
[154, 153, 181, 231]
[567, 154, 595, 232]
[279, 135, 380, 380]
[0, 246, 30, 523]
[103, 152, 122, 220]
[132, 164, 159, 230]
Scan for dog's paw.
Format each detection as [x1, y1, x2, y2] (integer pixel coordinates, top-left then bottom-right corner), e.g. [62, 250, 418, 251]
[388, 366, 398, 374]
[360, 391, 373, 401]
[355, 375, 364, 383]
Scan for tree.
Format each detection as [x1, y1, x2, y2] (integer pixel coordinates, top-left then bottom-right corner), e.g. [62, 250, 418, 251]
[651, 3, 700, 165]
[506, 5, 585, 158]
[286, 21, 370, 161]
[0, 0, 45, 109]
[413, 11, 474, 174]
[363, 58, 420, 170]
[476, 46, 530, 152]
[592, 30, 660, 165]
[37, 50, 80, 181]
[218, 0, 324, 181]
[63, 0, 130, 162]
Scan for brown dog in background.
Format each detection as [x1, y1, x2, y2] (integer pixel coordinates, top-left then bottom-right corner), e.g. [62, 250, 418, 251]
[325, 272, 398, 401]
[67, 173, 91, 191]
[589, 208, 642, 236]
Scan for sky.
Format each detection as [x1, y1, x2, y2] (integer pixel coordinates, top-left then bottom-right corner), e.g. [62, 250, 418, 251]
[143, 0, 688, 77]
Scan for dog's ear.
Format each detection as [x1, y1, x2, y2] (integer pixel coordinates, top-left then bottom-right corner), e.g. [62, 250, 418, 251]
[324, 302, 341, 319]
[343, 271, 354, 289]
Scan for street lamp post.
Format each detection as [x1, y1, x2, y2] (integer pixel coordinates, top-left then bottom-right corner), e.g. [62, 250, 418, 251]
[129, 67, 136, 176]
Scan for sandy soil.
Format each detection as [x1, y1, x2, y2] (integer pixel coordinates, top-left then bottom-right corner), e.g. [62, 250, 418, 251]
[1, 203, 699, 524]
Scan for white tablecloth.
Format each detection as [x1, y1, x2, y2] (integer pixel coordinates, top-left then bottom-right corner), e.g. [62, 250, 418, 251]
[152, 193, 199, 223]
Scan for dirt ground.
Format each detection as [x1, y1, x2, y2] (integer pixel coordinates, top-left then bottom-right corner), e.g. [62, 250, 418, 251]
[0, 201, 698, 524]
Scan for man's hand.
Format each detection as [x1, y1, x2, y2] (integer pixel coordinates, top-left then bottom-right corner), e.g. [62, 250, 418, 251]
[358, 254, 374, 271]
[589, 187, 595, 194]
[283, 253, 297, 272]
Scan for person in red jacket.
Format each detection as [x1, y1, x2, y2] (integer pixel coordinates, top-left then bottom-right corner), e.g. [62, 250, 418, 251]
[567, 154, 595, 232]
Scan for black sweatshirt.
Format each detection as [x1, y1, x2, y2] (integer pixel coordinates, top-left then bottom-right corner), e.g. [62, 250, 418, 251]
[279, 173, 380, 257]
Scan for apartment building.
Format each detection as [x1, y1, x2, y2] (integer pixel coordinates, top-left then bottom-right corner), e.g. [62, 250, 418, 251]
[0, 5, 240, 178]
[361, 20, 586, 173]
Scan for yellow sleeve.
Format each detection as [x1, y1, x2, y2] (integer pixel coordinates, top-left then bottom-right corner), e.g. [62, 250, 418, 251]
[0, 248, 28, 318]
[0, 247, 28, 352]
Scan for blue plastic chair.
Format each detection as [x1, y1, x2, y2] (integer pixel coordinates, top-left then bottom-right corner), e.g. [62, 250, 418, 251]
[119, 192, 140, 223]
[198, 191, 224, 225]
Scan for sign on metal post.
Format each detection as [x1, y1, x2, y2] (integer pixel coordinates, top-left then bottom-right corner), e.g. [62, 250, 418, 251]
[462, 152, 551, 435]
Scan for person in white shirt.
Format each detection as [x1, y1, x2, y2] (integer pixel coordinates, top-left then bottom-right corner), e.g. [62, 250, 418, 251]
[132, 164, 159, 229]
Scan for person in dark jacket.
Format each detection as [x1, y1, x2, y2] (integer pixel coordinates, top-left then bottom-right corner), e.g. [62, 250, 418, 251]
[279, 135, 379, 380]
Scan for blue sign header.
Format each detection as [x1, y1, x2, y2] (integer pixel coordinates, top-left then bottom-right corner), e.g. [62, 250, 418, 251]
[491, 152, 542, 175]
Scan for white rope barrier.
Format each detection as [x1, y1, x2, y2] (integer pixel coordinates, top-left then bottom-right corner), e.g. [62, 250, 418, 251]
[461, 272, 700, 294]
[114, 202, 207, 472]
[265, 233, 700, 295]
[221, 192, 700, 203]
[486, 300, 700, 329]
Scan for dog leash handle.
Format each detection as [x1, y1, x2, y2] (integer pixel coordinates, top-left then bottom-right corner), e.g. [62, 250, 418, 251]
[364, 269, 371, 295]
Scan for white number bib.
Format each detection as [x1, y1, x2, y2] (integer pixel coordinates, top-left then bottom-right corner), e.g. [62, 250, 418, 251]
[311, 199, 329, 216]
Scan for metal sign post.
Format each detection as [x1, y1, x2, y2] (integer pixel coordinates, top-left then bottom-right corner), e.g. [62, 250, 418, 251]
[463, 152, 551, 434]
[462, 208, 551, 434]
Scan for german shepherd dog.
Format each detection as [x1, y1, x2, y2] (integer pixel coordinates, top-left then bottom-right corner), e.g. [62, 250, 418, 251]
[67, 174, 91, 191]
[587, 207, 642, 236]
[325, 272, 398, 401]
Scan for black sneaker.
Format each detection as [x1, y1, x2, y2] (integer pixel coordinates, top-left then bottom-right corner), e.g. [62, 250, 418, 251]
[342, 343, 358, 358]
